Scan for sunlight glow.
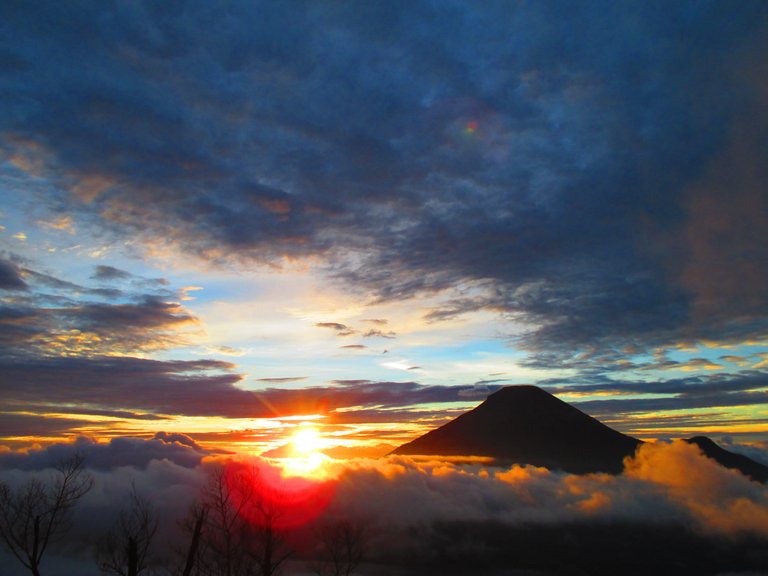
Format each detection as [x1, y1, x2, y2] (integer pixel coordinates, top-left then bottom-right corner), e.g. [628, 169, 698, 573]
[280, 451, 330, 479]
[269, 425, 331, 479]
[292, 427, 321, 455]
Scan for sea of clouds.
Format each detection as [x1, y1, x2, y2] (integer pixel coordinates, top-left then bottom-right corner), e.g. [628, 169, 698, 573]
[1, 434, 767, 574]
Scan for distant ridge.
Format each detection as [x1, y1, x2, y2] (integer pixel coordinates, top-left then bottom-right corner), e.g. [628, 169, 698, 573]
[685, 436, 768, 483]
[392, 385, 642, 474]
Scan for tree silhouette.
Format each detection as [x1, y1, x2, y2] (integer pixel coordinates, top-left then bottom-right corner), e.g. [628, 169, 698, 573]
[175, 504, 207, 576]
[247, 487, 291, 576]
[165, 461, 303, 576]
[312, 519, 367, 576]
[172, 462, 294, 576]
[0, 453, 93, 576]
[197, 463, 257, 576]
[96, 482, 158, 576]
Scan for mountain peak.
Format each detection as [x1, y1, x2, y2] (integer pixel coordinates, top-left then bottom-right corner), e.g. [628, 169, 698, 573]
[483, 384, 559, 407]
[488, 384, 550, 398]
[392, 385, 642, 474]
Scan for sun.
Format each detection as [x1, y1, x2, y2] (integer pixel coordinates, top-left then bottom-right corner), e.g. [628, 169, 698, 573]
[292, 427, 321, 456]
[280, 426, 330, 479]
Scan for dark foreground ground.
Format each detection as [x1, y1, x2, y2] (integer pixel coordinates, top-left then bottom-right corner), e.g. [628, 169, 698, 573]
[3, 520, 766, 575]
[357, 521, 768, 576]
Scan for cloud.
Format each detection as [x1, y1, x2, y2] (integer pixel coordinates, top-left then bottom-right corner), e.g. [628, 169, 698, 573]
[151, 431, 208, 452]
[0, 353, 499, 422]
[314, 322, 356, 337]
[625, 440, 768, 535]
[0, 295, 197, 357]
[3, 439, 764, 536]
[0, 259, 197, 358]
[2, 258, 518, 431]
[315, 321, 396, 339]
[548, 371, 768, 398]
[0, 413, 97, 441]
[91, 265, 132, 281]
[1, 253, 762, 440]
[36, 214, 75, 233]
[324, 458, 654, 530]
[2, 439, 768, 574]
[2, 1, 766, 371]
[0, 258, 28, 290]
[362, 329, 396, 339]
[315, 442, 768, 548]
[0, 434, 211, 472]
[577, 391, 768, 417]
[545, 371, 768, 416]
[319, 443, 395, 460]
[0, 443, 209, 576]
[325, 407, 457, 426]
[202, 344, 245, 357]
[0, 356, 254, 418]
[71, 296, 198, 344]
[679, 55, 768, 328]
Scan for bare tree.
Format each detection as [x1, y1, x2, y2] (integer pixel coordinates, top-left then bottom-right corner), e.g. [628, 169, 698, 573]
[97, 482, 158, 576]
[247, 489, 291, 576]
[0, 453, 93, 576]
[174, 503, 207, 576]
[312, 519, 367, 576]
[198, 463, 258, 576]
[172, 462, 293, 576]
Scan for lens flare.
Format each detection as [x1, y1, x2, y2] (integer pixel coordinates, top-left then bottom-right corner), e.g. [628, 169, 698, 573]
[224, 459, 335, 530]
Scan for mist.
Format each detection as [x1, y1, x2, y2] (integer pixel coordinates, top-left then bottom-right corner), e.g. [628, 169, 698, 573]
[1, 437, 767, 575]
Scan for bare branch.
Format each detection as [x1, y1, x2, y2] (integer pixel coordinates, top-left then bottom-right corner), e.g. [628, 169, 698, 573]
[180, 504, 207, 576]
[313, 519, 368, 576]
[97, 481, 159, 576]
[0, 453, 93, 576]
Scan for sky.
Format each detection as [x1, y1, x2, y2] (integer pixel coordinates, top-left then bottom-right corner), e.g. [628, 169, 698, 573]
[1, 0, 768, 461]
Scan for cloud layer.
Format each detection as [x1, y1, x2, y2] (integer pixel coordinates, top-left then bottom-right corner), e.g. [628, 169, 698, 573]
[1, 438, 767, 574]
[2, 1, 767, 368]
[1, 257, 763, 446]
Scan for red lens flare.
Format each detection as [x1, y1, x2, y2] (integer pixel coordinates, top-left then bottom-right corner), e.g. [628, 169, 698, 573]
[223, 459, 336, 531]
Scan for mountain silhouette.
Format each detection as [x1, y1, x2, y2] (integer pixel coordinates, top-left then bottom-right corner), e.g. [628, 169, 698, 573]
[391, 385, 768, 481]
[392, 385, 642, 474]
[684, 436, 768, 483]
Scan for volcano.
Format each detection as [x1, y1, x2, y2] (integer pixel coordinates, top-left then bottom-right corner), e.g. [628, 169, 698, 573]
[392, 386, 768, 480]
[392, 385, 641, 474]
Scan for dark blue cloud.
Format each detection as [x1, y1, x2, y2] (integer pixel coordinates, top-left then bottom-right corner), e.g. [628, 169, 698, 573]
[575, 389, 768, 417]
[546, 371, 768, 398]
[0, 259, 196, 358]
[1, 344, 499, 420]
[0, 258, 27, 290]
[1, 1, 767, 367]
[541, 371, 768, 417]
[0, 434, 210, 471]
[91, 265, 131, 281]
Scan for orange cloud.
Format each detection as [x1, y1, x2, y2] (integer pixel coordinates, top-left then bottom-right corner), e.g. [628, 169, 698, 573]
[625, 440, 768, 535]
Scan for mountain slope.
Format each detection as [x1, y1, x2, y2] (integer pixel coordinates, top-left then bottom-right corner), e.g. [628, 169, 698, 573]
[685, 436, 768, 483]
[392, 385, 642, 474]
